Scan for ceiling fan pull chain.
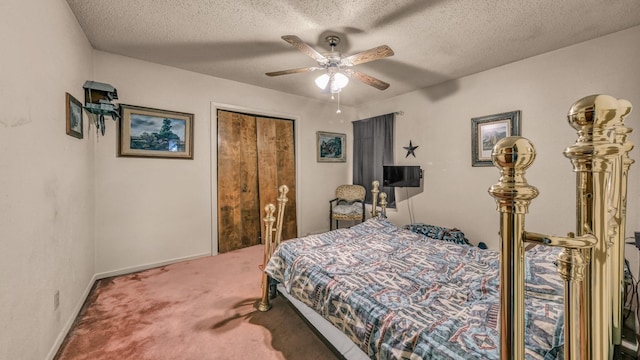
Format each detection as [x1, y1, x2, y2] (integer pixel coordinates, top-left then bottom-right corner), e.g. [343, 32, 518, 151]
[336, 91, 342, 114]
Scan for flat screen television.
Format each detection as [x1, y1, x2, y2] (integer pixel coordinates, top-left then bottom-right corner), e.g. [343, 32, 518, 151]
[383, 165, 422, 187]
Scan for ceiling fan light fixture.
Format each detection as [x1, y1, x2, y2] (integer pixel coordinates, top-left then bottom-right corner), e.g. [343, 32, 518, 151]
[315, 72, 349, 93]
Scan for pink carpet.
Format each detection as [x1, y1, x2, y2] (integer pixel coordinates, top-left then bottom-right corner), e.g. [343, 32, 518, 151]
[55, 245, 337, 360]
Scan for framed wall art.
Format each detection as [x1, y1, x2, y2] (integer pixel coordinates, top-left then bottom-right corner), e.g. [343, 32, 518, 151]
[66, 92, 83, 139]
[119, 104, 194, 159]
[471, 110, 521, 167]
[317, 131, 346, 162]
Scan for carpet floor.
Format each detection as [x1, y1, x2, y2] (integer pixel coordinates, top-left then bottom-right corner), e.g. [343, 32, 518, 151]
[55, 245, 338, 360]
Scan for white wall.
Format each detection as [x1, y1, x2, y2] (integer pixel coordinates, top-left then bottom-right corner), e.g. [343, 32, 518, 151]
[357, 26, 640, 256]
[0, 0, 95, 359]
[92, 52, 355, 275]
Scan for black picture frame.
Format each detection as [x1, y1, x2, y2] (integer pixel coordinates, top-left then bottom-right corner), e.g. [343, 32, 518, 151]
[66, 93, 83, 139]
[471, 110, 521, 167]
[316, 131, 346, 162]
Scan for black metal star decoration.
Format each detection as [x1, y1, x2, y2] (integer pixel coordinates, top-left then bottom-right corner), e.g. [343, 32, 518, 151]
[403, 140, 418, 158]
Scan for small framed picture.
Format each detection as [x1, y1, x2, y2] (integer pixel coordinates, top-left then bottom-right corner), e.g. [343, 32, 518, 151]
[66, 93, 83, 139]
[317, 131, 346, 162]
[118, 104, 194, 159]
[471, 110, 521, 167]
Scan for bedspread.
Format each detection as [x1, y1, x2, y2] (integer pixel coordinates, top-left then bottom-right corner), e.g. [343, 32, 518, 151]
[265, 218, 564, 360]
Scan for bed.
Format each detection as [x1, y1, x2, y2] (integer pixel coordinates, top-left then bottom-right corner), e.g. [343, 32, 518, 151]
[265, 217, 565, 359]
[258, 95, 634, 360]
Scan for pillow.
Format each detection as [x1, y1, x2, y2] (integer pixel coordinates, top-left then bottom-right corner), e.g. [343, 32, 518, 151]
[403, 223, 472, 246]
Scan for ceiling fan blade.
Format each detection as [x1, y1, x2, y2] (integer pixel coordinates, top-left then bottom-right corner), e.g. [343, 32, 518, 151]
[265, 66, 322, 76]
[343, 69, 390, 90]
[341, 45, 394, 66]
[281, 35, 327, 63]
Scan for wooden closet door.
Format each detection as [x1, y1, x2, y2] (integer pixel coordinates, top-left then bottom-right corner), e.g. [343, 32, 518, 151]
[256, 117, 297, 242]
[217, 111, 260, 253]
[217, 111, 297, 253]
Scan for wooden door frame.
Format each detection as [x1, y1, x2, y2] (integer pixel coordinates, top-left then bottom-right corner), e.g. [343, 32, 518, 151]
[210, 102, 300, 255]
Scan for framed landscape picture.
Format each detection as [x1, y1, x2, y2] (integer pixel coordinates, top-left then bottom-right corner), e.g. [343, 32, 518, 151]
[471, 110, 521, 167]
[317, 131, 346, 162]
[118, 104, 194, 159]
[66, 93, 83, 139]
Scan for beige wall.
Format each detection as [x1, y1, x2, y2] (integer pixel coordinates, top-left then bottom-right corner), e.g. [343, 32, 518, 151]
[2, 0, 640, 358]
[357, 26, 640, 253]
[0, 0, 95, 359]
[92, 51, 355, 276]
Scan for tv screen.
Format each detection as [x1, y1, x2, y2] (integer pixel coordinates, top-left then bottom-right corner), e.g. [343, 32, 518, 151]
[383, 165, 421, 187]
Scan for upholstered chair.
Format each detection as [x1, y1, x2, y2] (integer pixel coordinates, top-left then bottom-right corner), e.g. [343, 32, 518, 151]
[329, 185, 366, 230]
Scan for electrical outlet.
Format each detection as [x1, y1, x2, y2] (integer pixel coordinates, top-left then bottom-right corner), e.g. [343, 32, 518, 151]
[54, 290, 60, 310]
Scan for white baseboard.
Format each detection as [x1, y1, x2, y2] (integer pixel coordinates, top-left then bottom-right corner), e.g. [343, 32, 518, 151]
[45, 273, 98, 360]
[95, 252, 211, 280]
[45, 252, 211, 360]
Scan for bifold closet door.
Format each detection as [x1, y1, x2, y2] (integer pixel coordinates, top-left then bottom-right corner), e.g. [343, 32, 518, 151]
[217, 111, 297, 253]
[255, 117, 297, 242]
[217, 111, 261, 253]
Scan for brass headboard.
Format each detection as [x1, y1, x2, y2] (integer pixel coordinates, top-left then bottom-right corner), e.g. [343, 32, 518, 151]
[489, 95, 634, 359]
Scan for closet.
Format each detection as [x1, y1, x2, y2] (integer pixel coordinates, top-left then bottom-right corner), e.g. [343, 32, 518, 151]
[217, 110, 297, 253]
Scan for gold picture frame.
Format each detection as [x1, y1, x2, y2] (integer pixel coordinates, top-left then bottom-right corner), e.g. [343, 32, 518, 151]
[118, 104, 194, 159]
[471, 110, 521, 167]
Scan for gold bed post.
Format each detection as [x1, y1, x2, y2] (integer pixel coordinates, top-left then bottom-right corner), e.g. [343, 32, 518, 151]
[489, 95, 633, 360]
[378, 192, 388, 218]
[273, 185, 289, 247]
[258, 185, 289, 312]
[564, 95, 633, 358]
[258, 203, 276, 312]
[609, 100, 634, 345]
[371, 180, 380, 217]
[488, 137, 538, 360]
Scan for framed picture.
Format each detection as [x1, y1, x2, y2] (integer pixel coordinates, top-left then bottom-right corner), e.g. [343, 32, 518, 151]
[66, 93, 83, 139]
[118, 104, 194, 159]
[317, 131, 346, 162]
[471, 110, 521, 167]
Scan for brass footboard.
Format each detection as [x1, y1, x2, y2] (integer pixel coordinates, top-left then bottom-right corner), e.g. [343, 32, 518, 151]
[258, 185, 289, 312]
[258, 181, 386, 312]
[489, 95, 634, 359]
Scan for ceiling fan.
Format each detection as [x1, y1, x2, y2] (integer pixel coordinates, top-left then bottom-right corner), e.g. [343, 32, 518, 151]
[266, 35, 394, 92]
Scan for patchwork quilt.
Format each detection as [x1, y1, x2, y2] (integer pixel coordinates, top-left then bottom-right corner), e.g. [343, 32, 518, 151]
[265, 218, 565, 360]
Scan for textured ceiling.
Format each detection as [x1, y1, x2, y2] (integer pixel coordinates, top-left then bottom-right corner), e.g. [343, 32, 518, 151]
[66, 0, 640, 107]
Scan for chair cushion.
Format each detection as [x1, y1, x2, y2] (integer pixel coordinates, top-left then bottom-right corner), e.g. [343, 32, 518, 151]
[332, 204, 363, 216]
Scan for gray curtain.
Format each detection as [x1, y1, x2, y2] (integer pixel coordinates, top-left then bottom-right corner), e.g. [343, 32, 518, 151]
[352, 113, 396, 208]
